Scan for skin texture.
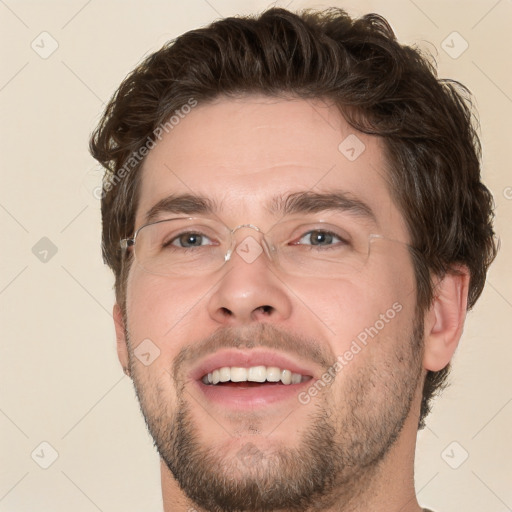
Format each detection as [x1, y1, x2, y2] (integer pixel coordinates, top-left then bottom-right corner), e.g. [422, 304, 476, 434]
[113, 96, 470, 512]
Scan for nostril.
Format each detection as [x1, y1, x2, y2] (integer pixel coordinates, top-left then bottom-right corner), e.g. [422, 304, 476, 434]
[259, 305, 273, 314]
[220, 307, 233, 317]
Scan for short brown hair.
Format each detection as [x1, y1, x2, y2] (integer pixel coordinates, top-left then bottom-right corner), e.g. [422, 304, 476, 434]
[90, 7, 498, 427]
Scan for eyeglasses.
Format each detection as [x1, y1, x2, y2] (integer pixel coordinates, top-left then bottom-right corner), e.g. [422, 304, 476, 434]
[120, 216, 409, 278]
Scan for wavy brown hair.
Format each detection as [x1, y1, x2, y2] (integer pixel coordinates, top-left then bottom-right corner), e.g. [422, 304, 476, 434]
[90, 7, 498, 428]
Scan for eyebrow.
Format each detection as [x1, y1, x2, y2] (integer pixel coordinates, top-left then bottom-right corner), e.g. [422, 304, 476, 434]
[144, 194, 218, 224]
[269, 190, 376, 223]
[143, 190, 376, 225]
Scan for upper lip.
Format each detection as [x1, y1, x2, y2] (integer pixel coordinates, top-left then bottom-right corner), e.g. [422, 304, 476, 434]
[189, 349, 318, 382]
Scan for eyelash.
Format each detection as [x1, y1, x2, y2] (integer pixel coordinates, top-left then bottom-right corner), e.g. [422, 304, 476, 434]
[164, 232, 216, 248]
[294, 230, 347, 248]
[163, 228, 348, 249]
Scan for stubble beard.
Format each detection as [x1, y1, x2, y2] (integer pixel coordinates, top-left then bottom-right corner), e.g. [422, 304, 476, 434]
[128, 319, 424, 512]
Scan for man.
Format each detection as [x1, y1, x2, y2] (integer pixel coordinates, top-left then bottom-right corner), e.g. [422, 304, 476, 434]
[90, 7, 497, 512]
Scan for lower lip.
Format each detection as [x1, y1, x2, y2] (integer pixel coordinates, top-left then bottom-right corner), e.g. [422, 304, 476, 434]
[195, 380, 311, 408]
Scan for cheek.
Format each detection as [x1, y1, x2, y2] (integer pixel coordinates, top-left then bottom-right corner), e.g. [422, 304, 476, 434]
[292, 256, 416, 356]
[125, 269, 217, 358]
[125, 274, 196, 397]
[126, 274, 170, 344]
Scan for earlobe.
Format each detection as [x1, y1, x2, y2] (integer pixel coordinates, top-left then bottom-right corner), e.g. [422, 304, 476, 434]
[423, 266, 470, 372]
[113, 303, 131, 377]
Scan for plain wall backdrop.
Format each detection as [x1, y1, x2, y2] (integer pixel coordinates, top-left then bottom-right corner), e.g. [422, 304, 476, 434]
[1, 1, 511, 511]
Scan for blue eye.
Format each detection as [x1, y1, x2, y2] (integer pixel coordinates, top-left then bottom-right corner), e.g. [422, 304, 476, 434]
[297, 230, 345, 246]
[168, 232, 213, 248]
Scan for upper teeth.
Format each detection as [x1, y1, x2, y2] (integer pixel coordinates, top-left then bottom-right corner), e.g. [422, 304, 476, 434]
[202, 366, 304, 385]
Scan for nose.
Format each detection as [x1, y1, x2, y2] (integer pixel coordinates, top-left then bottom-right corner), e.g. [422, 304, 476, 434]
[206, 228, 293, 325]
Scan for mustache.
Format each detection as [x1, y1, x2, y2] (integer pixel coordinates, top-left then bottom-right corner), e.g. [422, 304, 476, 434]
[172, 323, 334, 384]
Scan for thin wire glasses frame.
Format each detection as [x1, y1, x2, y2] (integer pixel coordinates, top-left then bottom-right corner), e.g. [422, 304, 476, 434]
[120, 216, 413, 278]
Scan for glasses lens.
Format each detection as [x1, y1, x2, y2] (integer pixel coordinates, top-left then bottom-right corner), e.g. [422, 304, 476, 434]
[134, 218, 229, 276]
[267, 218, 372, 277]
[131, 216, 394, 278]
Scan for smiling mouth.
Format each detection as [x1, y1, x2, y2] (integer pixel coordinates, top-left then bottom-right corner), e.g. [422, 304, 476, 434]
[201, 365, 312, 386]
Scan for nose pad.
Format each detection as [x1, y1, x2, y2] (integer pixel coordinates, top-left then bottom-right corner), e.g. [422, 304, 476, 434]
[225, 224, 273, 266]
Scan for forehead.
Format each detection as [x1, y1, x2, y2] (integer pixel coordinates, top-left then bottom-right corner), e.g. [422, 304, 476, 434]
[136, 96, 407, 238]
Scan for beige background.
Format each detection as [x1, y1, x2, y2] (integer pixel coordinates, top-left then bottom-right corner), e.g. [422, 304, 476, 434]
[0, 0, 511, 511]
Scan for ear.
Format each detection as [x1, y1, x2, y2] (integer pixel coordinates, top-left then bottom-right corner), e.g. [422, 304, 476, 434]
[113, 303, 130, 377]
[423, 266, 470, 372]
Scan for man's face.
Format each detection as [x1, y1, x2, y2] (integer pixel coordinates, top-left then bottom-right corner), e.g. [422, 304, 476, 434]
[120, 96, 424, 511]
